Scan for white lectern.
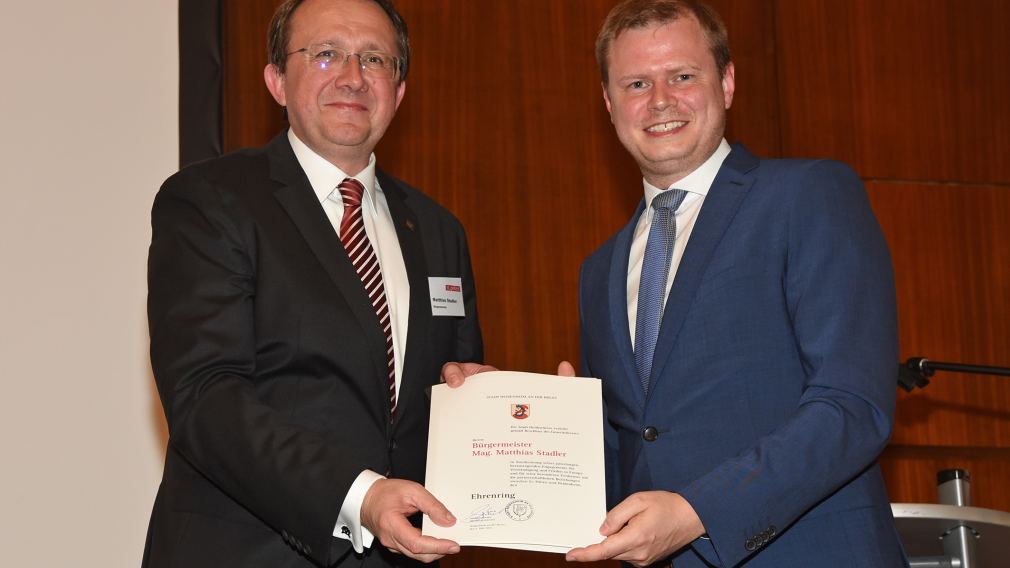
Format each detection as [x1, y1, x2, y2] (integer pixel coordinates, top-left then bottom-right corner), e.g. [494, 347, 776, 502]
[892, 470, 1010, 568]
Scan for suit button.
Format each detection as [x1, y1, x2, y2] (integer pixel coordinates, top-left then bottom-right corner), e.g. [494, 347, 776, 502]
[642, 426, 659, 441]
[745, 539, 756, 551]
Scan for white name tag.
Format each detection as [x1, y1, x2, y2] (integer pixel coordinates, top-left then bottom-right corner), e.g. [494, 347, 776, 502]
[428, 277, 465, 317]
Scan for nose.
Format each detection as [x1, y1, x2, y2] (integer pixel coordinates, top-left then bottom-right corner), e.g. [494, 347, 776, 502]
[649, 83, 675, 112]
[333, 55, 366, 91]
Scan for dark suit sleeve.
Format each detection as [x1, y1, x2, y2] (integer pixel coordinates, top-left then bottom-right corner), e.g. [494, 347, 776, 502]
[678, 161, 898, 567]
[454, 220, 484, 363]
[148, 170, 356, 565]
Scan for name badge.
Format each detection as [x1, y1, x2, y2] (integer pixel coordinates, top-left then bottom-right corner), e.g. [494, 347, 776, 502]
[428, 277, 465, 317]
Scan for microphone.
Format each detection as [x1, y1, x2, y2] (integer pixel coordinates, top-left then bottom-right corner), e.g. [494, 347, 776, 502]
[897, 357, 1010, 392]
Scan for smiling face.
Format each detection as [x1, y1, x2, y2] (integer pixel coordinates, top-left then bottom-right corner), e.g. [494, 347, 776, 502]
[602, 15, 734, 187]
[264, 0, 405, 174]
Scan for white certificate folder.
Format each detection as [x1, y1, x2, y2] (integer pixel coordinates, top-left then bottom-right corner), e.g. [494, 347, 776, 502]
[422, 371, 606, 553]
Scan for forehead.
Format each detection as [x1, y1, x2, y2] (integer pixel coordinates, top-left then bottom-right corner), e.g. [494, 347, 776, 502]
[609, 16, 715, 73]
[290, 0, 396, 48]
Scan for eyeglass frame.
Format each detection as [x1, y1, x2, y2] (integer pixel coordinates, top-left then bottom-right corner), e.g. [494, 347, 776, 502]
[286, 43, 402, 79]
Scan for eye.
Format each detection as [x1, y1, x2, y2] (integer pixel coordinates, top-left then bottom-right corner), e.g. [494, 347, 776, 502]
[674, 74, 694, 82]
[627, 80, 647, 90]
[361, 53, 390, 68]
[313, 48, 339, 61]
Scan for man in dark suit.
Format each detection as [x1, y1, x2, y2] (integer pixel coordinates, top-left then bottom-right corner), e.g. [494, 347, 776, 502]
[143, 0, 482, 566]
[564, 1, 909, 566]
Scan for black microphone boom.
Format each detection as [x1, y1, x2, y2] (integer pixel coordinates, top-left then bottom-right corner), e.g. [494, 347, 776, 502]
[897, 357, 1010, 392]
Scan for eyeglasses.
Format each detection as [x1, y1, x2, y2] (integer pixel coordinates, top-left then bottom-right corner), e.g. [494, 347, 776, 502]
[287, 44, 400, 78]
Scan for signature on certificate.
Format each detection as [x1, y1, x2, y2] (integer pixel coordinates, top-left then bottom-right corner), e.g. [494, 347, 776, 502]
[468, 504, 503, 522]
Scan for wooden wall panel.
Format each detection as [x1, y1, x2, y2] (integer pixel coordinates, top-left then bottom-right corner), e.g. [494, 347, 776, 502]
[782, 0, 1010, 510]
[376, 0, 637, 376]
[868, 182, 1010, 446]
[710, 0, 781, 157]
[775, 0, 1010, 184]
[867, 180, 1010, 505]
[881, 445, 1010, 511]
[222, 0, 283, 150]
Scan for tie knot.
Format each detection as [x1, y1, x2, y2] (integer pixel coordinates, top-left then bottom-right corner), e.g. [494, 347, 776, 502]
[338, 178, 365, 207]
[652, 188, 688, 213]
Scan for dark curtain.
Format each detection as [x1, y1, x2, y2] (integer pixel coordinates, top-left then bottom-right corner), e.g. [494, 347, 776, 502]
[179, 0, 223, 167]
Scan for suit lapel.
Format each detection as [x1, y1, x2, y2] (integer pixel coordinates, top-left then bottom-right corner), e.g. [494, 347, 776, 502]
[648, 145, 759, 393]
[267, 135, 389, 405]
[609, 200, 648, 409]
[378, 170, 430, 427]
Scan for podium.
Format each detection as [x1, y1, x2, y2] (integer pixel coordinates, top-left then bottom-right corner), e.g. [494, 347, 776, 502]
[892, 361, 1010, 566]
[892, 503, 1010, 567]
[892, 470, 1010, 568]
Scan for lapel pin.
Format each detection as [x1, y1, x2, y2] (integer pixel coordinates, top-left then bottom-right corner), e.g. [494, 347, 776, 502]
[405, 219, 415, 231]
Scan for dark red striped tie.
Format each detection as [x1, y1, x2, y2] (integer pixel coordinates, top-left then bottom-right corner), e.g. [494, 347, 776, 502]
[337, 178, 396, 422]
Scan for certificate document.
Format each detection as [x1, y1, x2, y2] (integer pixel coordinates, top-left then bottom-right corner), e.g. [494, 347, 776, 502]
[422, 371, 606, 553]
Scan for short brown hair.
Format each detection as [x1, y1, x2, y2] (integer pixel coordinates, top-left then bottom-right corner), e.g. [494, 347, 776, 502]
[595, 0, 730, 85]
[267, 0, 411, 82]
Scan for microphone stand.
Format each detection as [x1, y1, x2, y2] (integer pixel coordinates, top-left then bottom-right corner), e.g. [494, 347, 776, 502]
[897, 357, 1010, 392]
[892, 357, 1010, 567]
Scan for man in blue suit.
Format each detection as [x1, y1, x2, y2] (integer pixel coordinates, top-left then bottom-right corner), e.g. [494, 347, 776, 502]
[564, 1, 909, 566]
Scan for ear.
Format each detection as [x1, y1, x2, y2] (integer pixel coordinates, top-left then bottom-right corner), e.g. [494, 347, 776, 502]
[721, 62, 736, 110]
[602, 82, 614, 122]
[264, 63, 287, 107]
[393, 80, 406, 111]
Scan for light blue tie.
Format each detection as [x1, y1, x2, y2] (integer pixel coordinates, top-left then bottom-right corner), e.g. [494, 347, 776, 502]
[634, 189, 688, 393]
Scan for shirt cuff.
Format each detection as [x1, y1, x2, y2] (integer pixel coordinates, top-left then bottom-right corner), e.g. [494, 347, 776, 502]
[333, 469, 384, 553]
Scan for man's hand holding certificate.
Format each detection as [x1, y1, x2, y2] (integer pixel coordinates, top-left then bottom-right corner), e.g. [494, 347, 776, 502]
[422, 371, 606, 553]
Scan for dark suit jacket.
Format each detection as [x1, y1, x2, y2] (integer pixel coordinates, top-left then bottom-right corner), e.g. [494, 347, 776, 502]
[579, 145, 908, 567]
[143, 134, 483, 568]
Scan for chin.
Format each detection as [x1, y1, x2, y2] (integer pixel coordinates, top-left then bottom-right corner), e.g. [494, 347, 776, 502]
[324, 128, 370, 147]
[641, 149, 690, 167]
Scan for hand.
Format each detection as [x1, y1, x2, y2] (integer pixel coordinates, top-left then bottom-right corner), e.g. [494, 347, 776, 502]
[440, 362, 498, 388]
[360, 478, 461, 563]
[565, 491, 705, 566]
[557, 361, 576, 376]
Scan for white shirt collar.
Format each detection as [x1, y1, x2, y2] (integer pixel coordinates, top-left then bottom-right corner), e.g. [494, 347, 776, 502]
[287, 129, 380, 214]
[643, 138, 732, 207]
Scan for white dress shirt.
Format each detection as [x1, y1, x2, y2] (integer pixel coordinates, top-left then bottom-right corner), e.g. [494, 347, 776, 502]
[627, 139, 732, 345]
[289, 130, 410, 552]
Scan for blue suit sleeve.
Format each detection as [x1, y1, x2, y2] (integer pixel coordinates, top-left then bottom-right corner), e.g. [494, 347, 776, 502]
[679, 161, 898, 566]
[579, 262, 623, 509]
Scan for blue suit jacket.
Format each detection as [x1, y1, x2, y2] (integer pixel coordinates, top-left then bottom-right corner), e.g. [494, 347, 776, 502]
[578, 145, 908, 567]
